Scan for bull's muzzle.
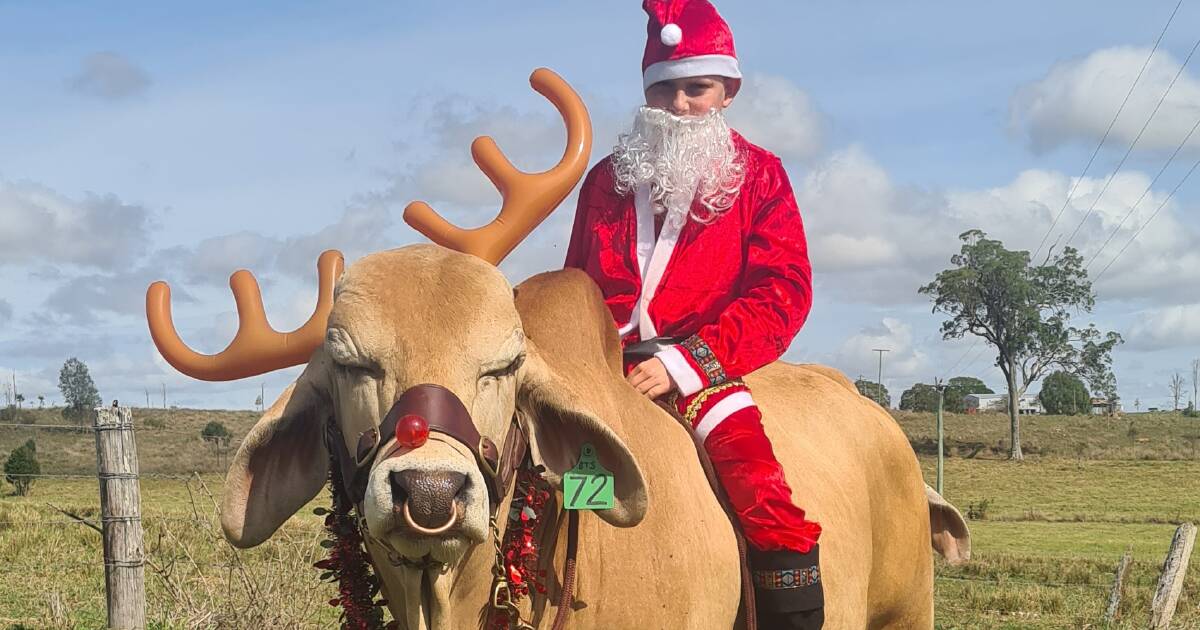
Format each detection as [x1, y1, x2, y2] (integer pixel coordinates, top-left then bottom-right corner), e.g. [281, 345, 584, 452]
[390, 470, 466, 535]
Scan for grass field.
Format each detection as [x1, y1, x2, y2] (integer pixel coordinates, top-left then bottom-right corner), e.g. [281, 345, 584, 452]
[1, 407, 1197, 628]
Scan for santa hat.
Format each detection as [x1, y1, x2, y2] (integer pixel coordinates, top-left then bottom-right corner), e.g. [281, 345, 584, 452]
[641, 0, 741, 91]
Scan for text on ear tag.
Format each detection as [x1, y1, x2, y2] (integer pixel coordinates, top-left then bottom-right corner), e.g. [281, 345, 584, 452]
[563, 443, 614, 510]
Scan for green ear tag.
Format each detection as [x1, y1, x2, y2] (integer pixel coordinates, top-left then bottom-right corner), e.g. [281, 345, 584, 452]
[563, 443, 615, 510]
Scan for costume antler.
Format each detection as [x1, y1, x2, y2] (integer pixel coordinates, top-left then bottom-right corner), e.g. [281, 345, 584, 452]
[146, 250, 344, 382]
[403, 68, 592, 265]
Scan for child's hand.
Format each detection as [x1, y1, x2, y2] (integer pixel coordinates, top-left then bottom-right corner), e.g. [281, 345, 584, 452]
[626, 357, 676, 399]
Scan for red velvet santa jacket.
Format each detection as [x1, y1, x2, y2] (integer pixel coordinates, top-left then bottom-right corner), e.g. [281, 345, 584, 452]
[564, 131, 812, 397]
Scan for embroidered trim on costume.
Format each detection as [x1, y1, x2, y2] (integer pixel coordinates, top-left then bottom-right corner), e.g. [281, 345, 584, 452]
[682, 379, 744, 425]
[752, 566, 821, 590]
[681, 334, 728, 387]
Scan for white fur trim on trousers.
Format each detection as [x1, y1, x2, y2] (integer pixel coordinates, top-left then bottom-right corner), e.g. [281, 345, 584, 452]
[694, 391, 755, 442]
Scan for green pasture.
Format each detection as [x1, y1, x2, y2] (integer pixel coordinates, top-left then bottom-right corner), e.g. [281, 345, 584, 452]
[927, 458, 1199, 628]
[0, 409, 1197, 628]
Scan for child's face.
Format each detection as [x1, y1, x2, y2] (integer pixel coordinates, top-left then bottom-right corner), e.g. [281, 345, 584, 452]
[644, 75, 738, 116]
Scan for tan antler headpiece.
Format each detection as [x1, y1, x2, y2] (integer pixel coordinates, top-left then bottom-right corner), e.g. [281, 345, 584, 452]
[403, 67, 592, 264]
[146, 250, 344, 381]
[146, 68, 591, 382]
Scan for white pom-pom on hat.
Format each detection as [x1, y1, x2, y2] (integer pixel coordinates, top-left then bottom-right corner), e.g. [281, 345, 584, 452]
[660, 23, 683, 47]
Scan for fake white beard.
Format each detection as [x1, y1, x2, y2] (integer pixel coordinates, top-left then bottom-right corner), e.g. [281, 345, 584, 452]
[611, 106, 745, 224]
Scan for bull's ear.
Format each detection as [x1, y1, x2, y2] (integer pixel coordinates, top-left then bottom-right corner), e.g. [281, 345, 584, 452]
[221, 356, 332, 548]
[926, 485, 971, 566]
[517, 345, 647, 527]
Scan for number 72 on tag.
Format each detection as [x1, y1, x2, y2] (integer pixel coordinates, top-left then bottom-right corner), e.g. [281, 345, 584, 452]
[563, 443, 615, 510]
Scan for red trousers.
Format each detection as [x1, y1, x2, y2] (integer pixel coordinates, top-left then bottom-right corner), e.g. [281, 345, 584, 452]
[671, 384, 822, 553]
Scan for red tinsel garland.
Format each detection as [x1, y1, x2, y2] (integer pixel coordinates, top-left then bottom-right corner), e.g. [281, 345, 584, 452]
[315, 468, 387, 630]
[314, 457, 550, 630]
[489, 467, 553, 629]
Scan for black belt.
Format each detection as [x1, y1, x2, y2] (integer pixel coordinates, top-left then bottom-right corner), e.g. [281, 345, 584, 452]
[622, 336, 683, 361]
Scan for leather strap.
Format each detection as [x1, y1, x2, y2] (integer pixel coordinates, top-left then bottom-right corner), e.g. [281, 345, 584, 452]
[340, 383, 527, 510]
[324, 384, 576, 630]
[550, 510, 580, 630]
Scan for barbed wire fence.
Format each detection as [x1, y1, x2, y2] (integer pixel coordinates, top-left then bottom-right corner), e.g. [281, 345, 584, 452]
[0, 406, 332, 628]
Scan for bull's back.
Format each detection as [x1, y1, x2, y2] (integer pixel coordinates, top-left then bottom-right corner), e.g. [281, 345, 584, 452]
[746, 362, 933, 628]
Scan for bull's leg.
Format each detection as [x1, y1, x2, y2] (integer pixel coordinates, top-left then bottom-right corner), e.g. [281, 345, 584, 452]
[680, 384, 825, 629]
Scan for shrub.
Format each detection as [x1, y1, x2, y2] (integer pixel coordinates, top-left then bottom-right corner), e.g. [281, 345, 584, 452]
[143, 416, 167, 430]
[4, 439, 40, 496]
[966, 498, 991, 520]
[201, 421, 232, 445]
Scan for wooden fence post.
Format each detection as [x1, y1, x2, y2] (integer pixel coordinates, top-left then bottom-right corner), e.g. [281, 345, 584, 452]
[935, 380, 945, 496]
[94, 406, 146, 630]
[1103, 548, 1132, 623]
[1149, 522, 1196, 630]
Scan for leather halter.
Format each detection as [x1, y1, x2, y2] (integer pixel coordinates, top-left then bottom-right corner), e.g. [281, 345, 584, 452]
[323, 383, 579, 630]
[330, 383, 528, 510]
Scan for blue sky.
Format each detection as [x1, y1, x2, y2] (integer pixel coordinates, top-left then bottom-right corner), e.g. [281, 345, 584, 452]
[3, 1, 1200, 411]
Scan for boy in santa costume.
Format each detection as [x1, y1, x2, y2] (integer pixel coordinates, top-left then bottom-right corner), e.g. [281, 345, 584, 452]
[564, 1, 824, 627]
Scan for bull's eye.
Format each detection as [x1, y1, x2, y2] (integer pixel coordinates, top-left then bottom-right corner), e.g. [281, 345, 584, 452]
[335, 361, 381, 380]
[481, 353, 525, 381]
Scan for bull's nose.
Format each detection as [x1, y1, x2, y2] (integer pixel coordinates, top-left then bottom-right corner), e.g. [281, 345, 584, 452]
[390, 470, 467, 530]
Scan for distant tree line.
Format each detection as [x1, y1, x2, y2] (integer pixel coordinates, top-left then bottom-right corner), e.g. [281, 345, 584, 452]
[897, 377, 993, 413]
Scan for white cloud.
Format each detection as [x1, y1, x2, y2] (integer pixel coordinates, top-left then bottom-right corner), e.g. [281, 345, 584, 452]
[68, 52, 151, 100]
[1010, 46, 1200, 154]
[0, 299, 11, 324]
[1127, 304, 1200, 351]
[276, 200, 397, 279]
[795, 146, 1200, 306]
[0, 365, 58, 406]
[797, 146, 953, 303]
[0, 180, 153, 270]
[180, 231, 282, 286]
[398, 96, 623, 211]
[726, 74, 824, 162]
[948, 169, 1200, 303]
[827, 318, 929, 386]
[42, 267, 193, 324]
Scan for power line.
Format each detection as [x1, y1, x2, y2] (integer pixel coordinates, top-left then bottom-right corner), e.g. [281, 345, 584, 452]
[1093, 154, 1200, 282]
[1086, 109, 1200, 272]
[941, 339, 983, 380]
[958, 347, 996, 382]
[1064, 32, 1200, 249]
[1030, 0, 1184, 261]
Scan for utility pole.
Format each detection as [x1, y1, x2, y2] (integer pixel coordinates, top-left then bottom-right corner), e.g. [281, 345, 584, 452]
[935, 377, 945, 495]
[872, 349, 890, 407]
[161, 383, 167, 410]
[144, 389, 150, 409]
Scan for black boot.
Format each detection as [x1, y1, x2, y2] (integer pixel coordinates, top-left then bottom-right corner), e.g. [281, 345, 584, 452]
[749, 544, 824, 630]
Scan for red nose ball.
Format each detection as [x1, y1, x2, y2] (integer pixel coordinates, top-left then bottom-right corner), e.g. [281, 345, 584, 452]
[396, 414, 430, 448]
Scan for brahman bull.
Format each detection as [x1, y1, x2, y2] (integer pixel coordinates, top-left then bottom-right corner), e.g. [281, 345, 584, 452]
[218, 247, 968, 629]
[145, 69, 969, 630]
